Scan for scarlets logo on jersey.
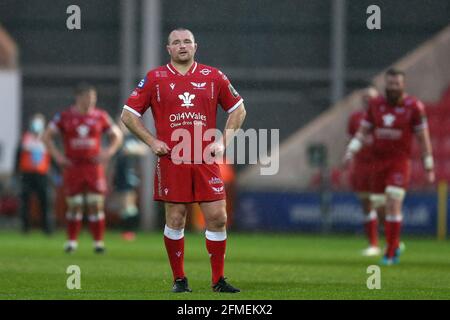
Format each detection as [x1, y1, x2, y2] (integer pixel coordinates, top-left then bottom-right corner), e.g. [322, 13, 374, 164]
[191, 82, 206, 90]
[211, 186, 224, 194]
[200, 68, 212, 76]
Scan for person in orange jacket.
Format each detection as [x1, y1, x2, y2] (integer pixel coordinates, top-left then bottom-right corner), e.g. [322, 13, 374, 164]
[14, 113, 52, 234]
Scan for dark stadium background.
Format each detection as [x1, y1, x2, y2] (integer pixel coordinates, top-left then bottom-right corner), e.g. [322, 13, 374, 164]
[1, 0, 448, 140]
[0, 0, 449, 233]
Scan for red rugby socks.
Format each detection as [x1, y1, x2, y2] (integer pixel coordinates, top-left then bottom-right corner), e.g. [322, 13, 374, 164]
[164, 225, 186, 280]
[205, 230, 227, 285]
[364, 210, 379, 247]
[385, 215, 402, 258]
[66, 212, 82, 242]
[88, 212, 105, 244]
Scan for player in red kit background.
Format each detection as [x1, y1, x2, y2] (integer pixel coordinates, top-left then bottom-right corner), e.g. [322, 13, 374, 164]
[43, 84, 123, 253]
[347, 87, 381, 257]
[344, 68, 435, 265]
[121, 28, 246, 293]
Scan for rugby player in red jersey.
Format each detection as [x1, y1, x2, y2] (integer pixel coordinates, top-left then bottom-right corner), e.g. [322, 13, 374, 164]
[43, 84, 123, 253]
[347, 87, 381, 256]
[121, 28, 246, 292]
[344, 69, 434, 265]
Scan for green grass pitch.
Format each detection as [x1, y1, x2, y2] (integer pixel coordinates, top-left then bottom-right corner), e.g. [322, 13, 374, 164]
[0, 230, 449, 299]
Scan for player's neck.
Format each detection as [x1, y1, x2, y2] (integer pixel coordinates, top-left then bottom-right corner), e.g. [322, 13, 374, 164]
[74, 104, 94, 114]
[170, 59, 194, 75]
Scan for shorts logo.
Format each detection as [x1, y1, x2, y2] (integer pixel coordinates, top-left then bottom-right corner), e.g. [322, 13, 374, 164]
[200, 68, 211, 75]
[170, 83, 175, 90]
[212, 186, 224, 194]
[164, 188, 169, 195]
[209, 177, 223, 185]
[178, 92, 195, 108]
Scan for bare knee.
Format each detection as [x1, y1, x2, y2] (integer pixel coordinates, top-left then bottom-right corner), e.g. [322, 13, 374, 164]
[206, 209, 227, 230]
[66, 195, 83, 215]
[165, 203, 187, 229]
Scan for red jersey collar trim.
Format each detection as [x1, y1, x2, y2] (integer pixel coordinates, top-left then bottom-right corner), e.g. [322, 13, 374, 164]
[166, 61, 198, 76]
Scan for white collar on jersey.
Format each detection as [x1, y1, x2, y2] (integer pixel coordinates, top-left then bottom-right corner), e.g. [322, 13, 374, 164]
[166, 62, 198, 76]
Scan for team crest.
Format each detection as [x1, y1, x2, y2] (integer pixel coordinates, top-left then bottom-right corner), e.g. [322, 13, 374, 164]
[178, 92, 195, 108]
[76, 124, 90, 137]
[382, 113, 396, 127]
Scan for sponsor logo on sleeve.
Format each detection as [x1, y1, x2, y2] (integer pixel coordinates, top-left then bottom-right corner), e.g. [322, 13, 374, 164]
[228, 84, 239, 98]
[137, 77, 147, 88]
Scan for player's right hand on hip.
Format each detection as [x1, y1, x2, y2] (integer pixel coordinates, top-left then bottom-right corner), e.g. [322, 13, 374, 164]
[150, 139, 171, 156]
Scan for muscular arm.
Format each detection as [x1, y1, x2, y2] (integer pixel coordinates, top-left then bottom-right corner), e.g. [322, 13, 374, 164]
[343, 124, 371, 164]
[121, 108, 170, 156]
[42, 126, 70, 166]
[104, 124, 123, 157]
[223, 103, 247, 147]
[415, 128, 434, 173]
[415, 129, 432, 160]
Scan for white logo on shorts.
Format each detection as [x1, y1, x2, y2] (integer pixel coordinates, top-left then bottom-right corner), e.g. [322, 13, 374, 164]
[212, 186, 224, 194]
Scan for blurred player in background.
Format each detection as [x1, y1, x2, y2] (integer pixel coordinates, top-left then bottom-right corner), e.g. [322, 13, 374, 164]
[43, 84, 122, 253]
[347, 87, 381, 256]
[113, 116, 148, 241]
[344, 68, 435, 265]
[14, 113, 52, 234]
[121, 28, 246, 293]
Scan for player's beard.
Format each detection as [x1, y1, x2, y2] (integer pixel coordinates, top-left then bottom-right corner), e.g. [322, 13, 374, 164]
[385, 89, 403, 106]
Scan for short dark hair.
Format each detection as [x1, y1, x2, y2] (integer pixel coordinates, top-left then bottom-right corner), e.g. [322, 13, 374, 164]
[385, 68, 405, 78]
[167, 27, 195, 44]
[74, 82, 96, 96]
